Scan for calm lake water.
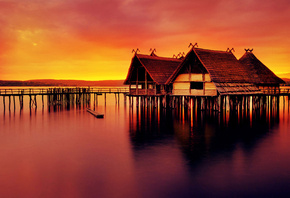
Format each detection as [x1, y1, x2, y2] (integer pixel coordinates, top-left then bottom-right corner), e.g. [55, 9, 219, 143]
[0, 89, 290, 198]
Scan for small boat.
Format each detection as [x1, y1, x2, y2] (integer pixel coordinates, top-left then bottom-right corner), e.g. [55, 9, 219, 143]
[86, 108, 104, 118]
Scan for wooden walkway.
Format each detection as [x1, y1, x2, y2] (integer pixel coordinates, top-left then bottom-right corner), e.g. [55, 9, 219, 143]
[1, 87, 289, 97]
[0, 87, 129, 110]
[0, 87, 129, 96]
[0, 87, 289, 112]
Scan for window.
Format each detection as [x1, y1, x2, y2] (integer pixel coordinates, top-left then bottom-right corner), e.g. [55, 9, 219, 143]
[190, 82, 203, 90]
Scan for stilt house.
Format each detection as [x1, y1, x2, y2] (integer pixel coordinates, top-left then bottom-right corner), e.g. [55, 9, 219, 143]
[124, 47, 284, 96]
[238, 50, 285, 93]
[167, 48, 260, 96]
[124, 52, 182, 95]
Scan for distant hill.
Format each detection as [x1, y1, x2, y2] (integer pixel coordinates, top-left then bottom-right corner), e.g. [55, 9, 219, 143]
[277, 73, 290, 79]
[282, 78, 290, 85]
[0, 79, 126, 87]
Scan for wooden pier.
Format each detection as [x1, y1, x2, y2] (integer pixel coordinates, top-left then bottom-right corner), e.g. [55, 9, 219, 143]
[126, 87, 290, 118]
[1, 87, 289, 114]
[0, 87, 129, 111]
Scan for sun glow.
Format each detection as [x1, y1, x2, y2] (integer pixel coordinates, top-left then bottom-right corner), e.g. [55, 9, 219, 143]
[0, 0, 289, 81]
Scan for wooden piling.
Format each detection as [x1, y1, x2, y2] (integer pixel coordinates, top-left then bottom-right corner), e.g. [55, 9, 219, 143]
[3, 96, 5, 111]
[8, 96, 11, 111]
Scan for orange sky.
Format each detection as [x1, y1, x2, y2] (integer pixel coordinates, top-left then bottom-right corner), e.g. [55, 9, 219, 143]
[0, 0, 289, 80]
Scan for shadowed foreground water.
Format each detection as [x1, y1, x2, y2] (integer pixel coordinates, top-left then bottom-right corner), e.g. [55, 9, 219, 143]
[0, 94, 290, 198]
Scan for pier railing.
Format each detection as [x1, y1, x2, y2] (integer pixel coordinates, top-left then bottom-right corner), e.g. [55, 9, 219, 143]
[262, 88, 290, 95]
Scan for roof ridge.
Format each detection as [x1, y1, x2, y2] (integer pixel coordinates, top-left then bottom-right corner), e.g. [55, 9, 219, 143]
[136, 54, 182, 62]
[194, 47, 232, 54]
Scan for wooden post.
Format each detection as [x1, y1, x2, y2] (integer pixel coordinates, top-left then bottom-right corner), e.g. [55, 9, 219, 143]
[277, 95, 280, 115]
[13, 95, 16, 111]
[9, 96, 11, 111]
[189, 64, 191, 95]
[193, 97, 196, 112]
[29, 95, 32, 109]
[197, 97, 201, 111]
[171, 96, 175, 109]
[202, 73, 205, 95]
[145, 71, 148, 95]
[19, 96, 21, 110]
[104, 93, 106, 105]
[3, 96, 5, 111]
[219, 95, 224, 113]
[140, 96, 143, 106]
[239, 96, 242, 114]
[124, 94, 127, 105]
[136, 96, 139, 107]
[21, 95, 23, 109]
[136, 67, 139, 95]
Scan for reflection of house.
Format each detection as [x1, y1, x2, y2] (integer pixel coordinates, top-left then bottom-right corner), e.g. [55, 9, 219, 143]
[124, 47, 284, 97]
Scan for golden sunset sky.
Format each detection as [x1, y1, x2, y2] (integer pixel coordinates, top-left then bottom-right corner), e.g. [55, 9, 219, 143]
[0, 0, 289, 80]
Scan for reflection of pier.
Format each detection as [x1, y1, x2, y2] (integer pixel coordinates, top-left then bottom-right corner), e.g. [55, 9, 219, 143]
[128, 94, 289, 117]
[129, 95, 289, 134]
[129, 94, 289, 167]
[0, 87, 128, 111]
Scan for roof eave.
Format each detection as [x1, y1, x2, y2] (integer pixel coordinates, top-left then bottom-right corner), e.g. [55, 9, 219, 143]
[123, 54, 138, 85]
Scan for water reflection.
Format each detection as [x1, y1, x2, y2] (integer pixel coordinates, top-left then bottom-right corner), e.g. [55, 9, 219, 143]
[129, 102, 280, 163]
[128, 98, 290, 197]
[0, 93, 289, 197]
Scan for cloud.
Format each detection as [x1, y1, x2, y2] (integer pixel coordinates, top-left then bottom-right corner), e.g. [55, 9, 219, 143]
[0, 0, 289, 80]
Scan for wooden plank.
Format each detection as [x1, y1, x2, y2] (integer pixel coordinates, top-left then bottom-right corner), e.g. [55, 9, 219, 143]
[86, 108, 104, 118]
[205, 82, 217, 89]
[173, 82, 190, 90]
[175, 74, 204, 81]
[204, 74, 211, 81]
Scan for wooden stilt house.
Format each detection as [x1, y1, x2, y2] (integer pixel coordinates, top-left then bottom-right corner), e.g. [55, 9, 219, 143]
[124, 46, 283, 97]
[124, 52, 182, 96]
[166, 48, 261, 96]
[238, 50, 285, 94]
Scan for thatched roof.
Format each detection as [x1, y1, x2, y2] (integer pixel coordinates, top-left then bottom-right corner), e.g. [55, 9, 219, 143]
[124, 47, 283, 95]
[167, 48, 254, 84]
[124, 54, 182, 85]
[166, 48, 265, 95]
[238, 51, 284, 85]
[214, 83, 262, 95]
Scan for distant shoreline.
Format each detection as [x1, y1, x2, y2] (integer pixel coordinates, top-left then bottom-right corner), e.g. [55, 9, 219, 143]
[1, 78, 289, 86]
[0, 79, 126, 87]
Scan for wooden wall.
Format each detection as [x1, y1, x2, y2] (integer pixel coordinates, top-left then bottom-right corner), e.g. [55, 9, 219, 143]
[174, 74, 212, 82]
[172, 73, 217, 96]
